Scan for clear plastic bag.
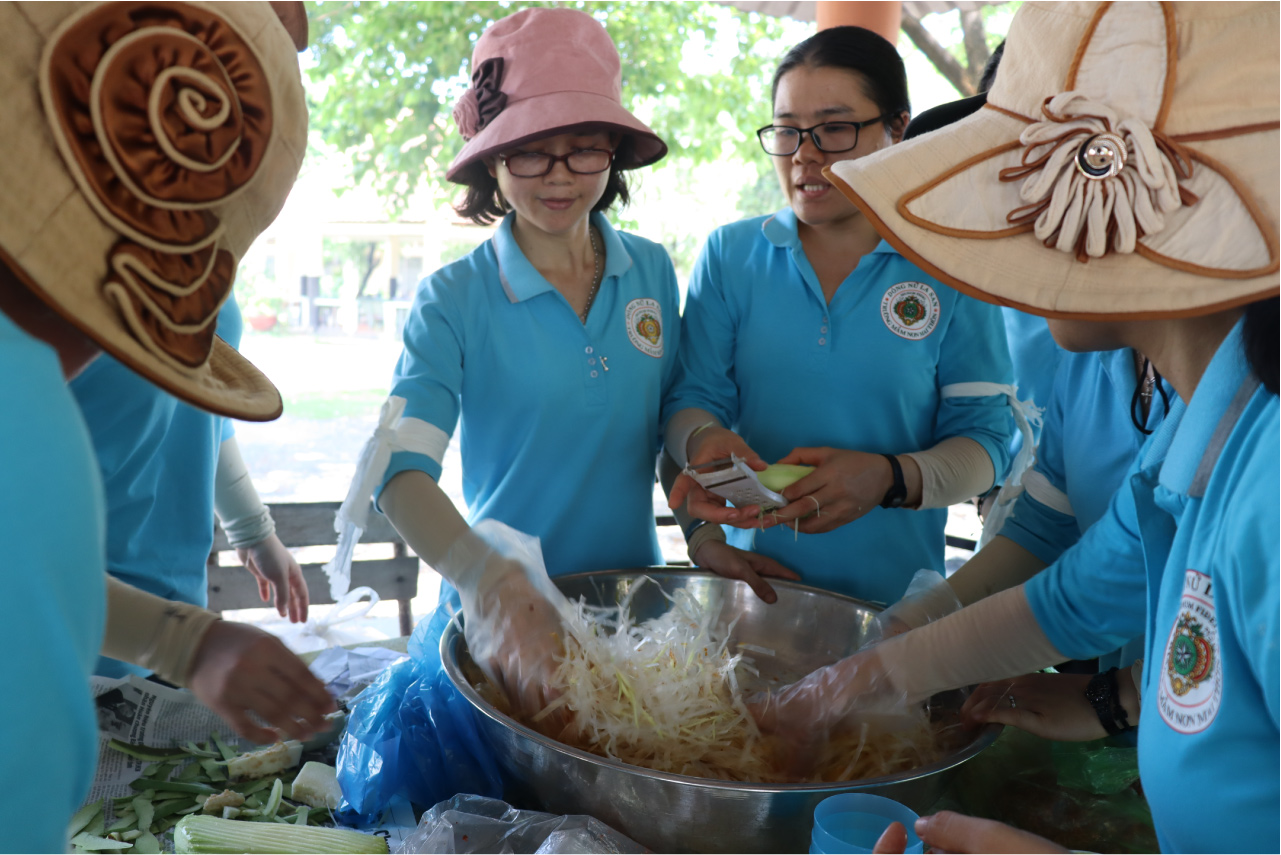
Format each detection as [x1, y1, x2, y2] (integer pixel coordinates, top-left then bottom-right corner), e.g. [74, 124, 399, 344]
[395, 795, 645, 854]
[334, 604, 503, 824]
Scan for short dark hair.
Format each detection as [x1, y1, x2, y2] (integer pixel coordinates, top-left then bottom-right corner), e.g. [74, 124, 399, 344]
[979, 40, 1005, 93]
[452, 135, 635, 225]
[1243, 295, 1279, 395]
[771, 26, 911, 136]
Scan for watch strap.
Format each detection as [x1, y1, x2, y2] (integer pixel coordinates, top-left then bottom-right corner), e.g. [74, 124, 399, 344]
[1085, 667, 1133, 735]
[879, 454, 907, 509]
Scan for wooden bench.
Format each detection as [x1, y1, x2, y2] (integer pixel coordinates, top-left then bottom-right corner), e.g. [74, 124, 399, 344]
[208, 501, 420, 636]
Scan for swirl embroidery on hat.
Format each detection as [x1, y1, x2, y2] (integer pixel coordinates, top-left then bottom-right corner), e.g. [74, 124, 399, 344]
[453, 57, 507, 141]
[997, 92, 1197, 262]
[41, 2, 273, 372]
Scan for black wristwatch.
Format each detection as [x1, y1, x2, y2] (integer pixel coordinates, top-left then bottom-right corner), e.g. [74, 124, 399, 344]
[1085, 667, 1134, 735]
[879, 454, 907, 509]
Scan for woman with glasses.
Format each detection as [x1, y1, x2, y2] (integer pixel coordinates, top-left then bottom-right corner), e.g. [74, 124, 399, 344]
[330, 8, 682, 725]
[664, 26, 1014, 608]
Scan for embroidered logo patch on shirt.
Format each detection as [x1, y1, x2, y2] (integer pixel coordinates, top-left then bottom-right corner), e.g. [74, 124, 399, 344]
[1157, 569, 1223, 734]
[881, 282, 940, 340]
[625, 298, 663, 358]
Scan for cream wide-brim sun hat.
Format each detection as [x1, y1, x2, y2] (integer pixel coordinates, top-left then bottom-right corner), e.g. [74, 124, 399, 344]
[828, 1, 1279, 320]
[0, 2, 307, 420]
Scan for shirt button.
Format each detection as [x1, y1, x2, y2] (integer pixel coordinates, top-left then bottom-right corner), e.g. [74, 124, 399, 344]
[818, 337, 827, 346]
[590, 370, 599, 378]
[820, 326, 828, 333]
[823, 317, 829, 323]
[585, 346, 593, 354]
[588, 357, 596, 365]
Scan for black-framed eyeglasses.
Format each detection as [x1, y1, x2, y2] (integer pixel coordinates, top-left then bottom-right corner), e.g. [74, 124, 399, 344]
[756, 117, 888, 156]
[499, 148, 615, 178]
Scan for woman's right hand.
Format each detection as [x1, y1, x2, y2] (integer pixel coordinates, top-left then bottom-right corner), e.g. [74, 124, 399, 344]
[667, 427, 768, 528]
[465, 558, 571, 733]
[872, 814, 1068, 854]
[748, 648, 905, 778]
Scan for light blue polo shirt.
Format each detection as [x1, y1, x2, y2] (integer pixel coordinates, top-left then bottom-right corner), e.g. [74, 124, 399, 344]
[1026, 320, 1278, 853]
[1001, 348, 1169, 669]
[380, 212, 681, 577]
[666, 209, 1014, 605]
[0, 310, 105, 853]
[1001, 308, 1061, 463]
[74, 299, 243, 678]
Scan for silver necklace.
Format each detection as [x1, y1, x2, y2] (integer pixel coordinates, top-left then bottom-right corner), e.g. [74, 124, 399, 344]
[579, 226, 603, 324]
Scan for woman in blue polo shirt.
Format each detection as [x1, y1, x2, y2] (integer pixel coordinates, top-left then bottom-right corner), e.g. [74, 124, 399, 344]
[328, 7, 682, 722]
[754, 3, 1279, 851]
[664, 26, 1014, 606]
[76, 298, 310, 679]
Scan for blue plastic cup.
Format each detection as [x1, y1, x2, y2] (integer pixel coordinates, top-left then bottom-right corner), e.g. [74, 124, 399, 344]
[810, 793, 924, 854]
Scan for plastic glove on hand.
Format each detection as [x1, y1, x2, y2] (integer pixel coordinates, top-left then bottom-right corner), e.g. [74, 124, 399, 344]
[748, 648, 907, 779]
[186, 620, 335, 745]
[864, 569, 962, 646]
[462, 556, 572, 735]
[238, 533, 309, 623]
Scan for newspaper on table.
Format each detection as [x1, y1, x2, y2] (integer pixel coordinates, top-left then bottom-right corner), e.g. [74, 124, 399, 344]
[85, 645, 413, 847]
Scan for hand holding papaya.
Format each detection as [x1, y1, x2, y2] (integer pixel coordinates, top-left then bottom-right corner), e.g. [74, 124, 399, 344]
[762, 447, 907, 534]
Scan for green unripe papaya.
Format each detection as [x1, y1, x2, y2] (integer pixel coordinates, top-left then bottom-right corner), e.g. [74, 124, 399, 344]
[756, 464, 815, 493]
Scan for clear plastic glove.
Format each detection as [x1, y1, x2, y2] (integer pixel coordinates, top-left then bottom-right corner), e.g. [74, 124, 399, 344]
[186, 620, 335, 745]
[864, 569, 963, 645]
[747, 646, 909, 779]
[691, 539, 801, 604]
[761, 447, 898, 534]
[667, 426, 767, 528]
[873, 812, 1067, 854]
[961, 673, 1114, 742]
[450, 521, 573, 734]
[238, 533, 309, 623]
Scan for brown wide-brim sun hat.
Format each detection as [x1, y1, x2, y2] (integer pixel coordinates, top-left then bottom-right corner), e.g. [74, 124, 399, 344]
[445, 7, 667, 184]
[827, 1, 1279, 320]
[0, 1, 308, 420]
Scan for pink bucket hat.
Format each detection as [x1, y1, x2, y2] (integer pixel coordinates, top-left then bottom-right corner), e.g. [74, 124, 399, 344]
[827, 1, 1279, 320]
[445, 7, 667, 183]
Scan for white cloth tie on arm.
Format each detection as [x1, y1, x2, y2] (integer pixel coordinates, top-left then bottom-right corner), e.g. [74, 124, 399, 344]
[939, 382, 1044, 549]
[323, 396, 450, 599]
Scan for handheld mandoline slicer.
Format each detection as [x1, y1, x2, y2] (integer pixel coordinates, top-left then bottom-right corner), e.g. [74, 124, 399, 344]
[683, 454, 788, 511]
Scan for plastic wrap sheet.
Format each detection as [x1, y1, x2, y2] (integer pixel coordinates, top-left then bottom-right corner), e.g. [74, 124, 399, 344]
[396, 795, 646, 854]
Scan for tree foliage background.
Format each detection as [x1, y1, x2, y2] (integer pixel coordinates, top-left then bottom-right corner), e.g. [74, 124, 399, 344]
[308, 1, 795, 212]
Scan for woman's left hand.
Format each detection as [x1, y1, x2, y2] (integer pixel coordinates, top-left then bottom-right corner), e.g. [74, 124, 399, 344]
[237, 534, 309, 623]
[961, 673, 1109, 742]
[691, 540, 800, 604]
[761, 447, 893, 534]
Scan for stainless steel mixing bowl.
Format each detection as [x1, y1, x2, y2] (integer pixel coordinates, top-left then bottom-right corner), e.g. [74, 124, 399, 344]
[440, 569, 999, 854]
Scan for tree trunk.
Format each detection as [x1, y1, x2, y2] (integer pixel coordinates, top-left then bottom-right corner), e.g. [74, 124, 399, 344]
[901, 9, 974, 97]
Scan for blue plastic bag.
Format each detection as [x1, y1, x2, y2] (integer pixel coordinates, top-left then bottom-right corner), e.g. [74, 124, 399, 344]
[335, 599, 503, 824]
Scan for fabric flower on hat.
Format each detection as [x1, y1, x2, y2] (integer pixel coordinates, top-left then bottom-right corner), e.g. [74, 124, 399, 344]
[999, 92, 1196, 261]
[452, 57, 507, 141]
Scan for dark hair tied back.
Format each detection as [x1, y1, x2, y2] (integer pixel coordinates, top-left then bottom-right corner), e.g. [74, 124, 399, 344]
[453, 135, 635, 225]
[1242, 296, 1279, 395]
[772, 26, 911, 134]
